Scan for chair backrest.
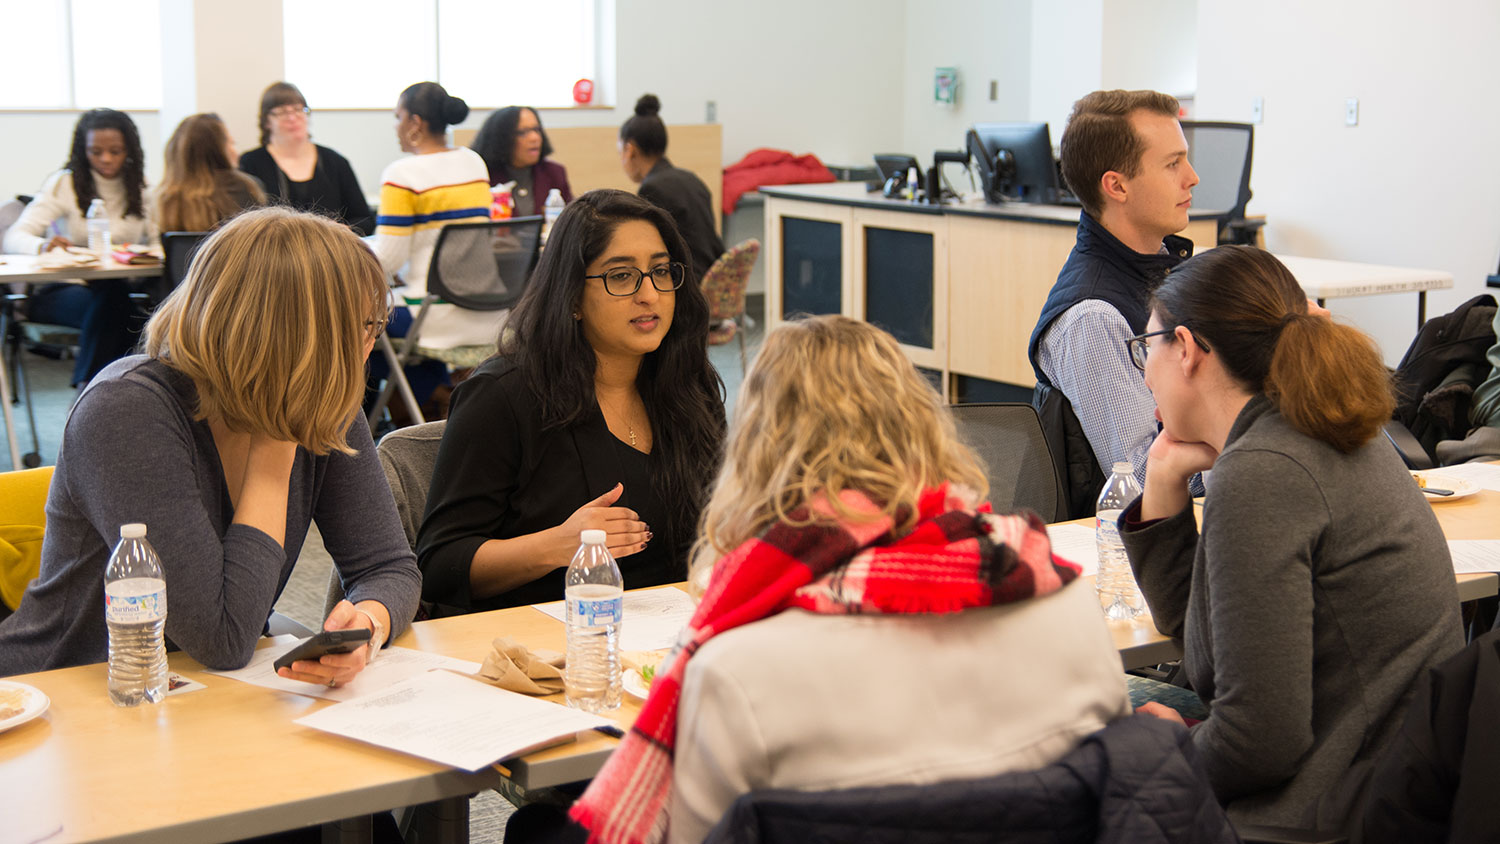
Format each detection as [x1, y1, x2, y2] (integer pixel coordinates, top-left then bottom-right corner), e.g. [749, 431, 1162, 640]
[162, 231, 209, 291]
[426, 216, 544, 311]
[376, 419, 449, 549]
[1180, 121, 1253, 224]
[0, 198, 25, 248]
[949, 402, 1067, 523]
[0, 466, 55, 615]
[701, 238, 761, 322]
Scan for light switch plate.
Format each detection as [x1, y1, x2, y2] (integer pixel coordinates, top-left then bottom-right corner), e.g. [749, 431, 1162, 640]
[1250, 96, 1264, 124]
[1345, 97, 1359, 126]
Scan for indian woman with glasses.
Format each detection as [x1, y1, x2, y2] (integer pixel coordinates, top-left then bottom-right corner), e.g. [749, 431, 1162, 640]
[417, 189, 725, 614]
[238, 81, 374, 235]
[1120, 245, 1462, 829]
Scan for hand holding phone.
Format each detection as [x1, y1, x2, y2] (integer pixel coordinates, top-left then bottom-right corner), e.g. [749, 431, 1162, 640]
[272, 628, 372, 673]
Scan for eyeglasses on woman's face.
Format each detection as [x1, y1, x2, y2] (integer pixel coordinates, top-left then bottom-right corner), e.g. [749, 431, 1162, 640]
[1125, 326, 1211, 371]
[583, 262, 686, 297]
[270, 105, 310, 121]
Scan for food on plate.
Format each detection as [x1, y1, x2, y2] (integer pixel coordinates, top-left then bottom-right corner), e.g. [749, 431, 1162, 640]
[640, 663, 656, 689]
[1412, 473, 1428, 489]
[0, 687, 27, 721]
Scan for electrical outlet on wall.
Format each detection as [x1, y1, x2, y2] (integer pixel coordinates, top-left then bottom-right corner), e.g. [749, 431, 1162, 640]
[1345, 97, 1359, 126]
[706, 100, 717, 123]
[1250, 96, 1264, 124]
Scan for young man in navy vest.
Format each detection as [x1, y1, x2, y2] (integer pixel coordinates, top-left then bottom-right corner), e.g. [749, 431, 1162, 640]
[1027, 90, 1198, 511]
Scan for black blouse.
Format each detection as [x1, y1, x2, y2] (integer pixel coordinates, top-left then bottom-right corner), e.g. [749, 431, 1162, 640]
[238, 145, 374, 235]
[416, 357, 684, 614]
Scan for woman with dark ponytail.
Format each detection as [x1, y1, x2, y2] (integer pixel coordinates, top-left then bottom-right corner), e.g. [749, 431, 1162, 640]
[1119, 245, 1463, 828]
[619, 94, 724, 286]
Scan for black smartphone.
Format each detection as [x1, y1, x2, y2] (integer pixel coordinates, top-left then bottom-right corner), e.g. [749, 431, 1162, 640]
[272, 628, 373, 672]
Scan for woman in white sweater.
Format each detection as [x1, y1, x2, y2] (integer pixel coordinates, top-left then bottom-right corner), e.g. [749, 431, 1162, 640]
[3, 109, 157, 386]
[566, 315, 1132, 844]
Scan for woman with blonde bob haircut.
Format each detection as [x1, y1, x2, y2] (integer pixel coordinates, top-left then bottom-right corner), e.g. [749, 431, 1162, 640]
[567, 315, 1132, 844]
[154, 112, 264, 233]
[0, 207, 421, 683]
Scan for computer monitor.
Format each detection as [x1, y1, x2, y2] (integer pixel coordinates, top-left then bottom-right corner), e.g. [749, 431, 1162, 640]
[967, 122, 1059, 204]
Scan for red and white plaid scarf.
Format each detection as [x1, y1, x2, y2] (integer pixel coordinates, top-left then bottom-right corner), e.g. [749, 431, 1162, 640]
[569, 485, 1079, 844]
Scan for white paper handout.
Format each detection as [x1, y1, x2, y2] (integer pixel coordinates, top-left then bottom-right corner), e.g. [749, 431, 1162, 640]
[206, 635, 481, 702]
[295, 669, 612, 771]
[533, 585, 696, 651]
[1429, 462, 1500, 493]
[1449, 540, 1500, 574]
[1046, 523, 1100, 577]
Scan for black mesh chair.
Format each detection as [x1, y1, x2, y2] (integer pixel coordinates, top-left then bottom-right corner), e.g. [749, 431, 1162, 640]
[1180, 121, 1262, 246]
[368, 216, 544, 427]
[949, 402, 1067, 522]
[161, 231, 209, 291]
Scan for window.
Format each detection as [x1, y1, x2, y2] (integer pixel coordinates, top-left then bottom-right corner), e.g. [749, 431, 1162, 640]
[284, 0, 604, 110]
[0, 0, 163, 110]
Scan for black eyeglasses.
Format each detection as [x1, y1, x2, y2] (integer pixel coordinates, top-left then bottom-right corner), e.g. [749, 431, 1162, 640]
[364, 311, 391, 339]
[584, 262, 687, 297]
[1125, 326, 1211, 371]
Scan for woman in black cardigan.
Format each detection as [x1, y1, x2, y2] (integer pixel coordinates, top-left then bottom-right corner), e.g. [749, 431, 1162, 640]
[416, 190, 725, 613]
[238, 81, 374, 235]
[619, 94, 725, 285]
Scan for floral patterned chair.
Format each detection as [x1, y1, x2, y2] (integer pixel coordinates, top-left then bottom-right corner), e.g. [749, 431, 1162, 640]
[700, 238, 760, 373]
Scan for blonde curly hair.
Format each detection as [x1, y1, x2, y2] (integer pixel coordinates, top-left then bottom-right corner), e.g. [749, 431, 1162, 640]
[690, 315, 987, 583]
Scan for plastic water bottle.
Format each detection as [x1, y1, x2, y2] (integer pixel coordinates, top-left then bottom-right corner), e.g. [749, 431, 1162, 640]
[542, 188, 566, 240]
[564, 529, 623, 712]
[86, 198, 111, 257]
[1096, 462, 1147, 620]
[105, 523, 168, 706]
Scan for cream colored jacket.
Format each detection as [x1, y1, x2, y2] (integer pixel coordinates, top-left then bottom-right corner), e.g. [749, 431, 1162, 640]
[666, 579, 1132, 844]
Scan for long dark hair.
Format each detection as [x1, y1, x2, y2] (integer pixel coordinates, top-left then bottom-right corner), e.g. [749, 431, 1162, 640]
[619, 94, 667, 157]
[471, 106, 552, 184]
[66, 108, 146, 218]
[1152, 245, 1394, 453]
[502, 189, 726, 549]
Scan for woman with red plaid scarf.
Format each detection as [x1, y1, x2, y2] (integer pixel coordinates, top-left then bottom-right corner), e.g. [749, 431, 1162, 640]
[556, 315, 1133, 844]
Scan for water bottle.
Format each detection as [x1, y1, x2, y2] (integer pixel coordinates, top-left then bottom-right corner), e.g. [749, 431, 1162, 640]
[105, 523, 168, 706]
[1096, 462, 1147, 620]
[564, 529, 623, 712]
[542, 188, 566, 241]
[86, 198, 111, 257]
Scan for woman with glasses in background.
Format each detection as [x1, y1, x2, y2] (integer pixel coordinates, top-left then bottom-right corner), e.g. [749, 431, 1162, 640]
[416, 189, 724, 614]
[470, 105, 573, 215]
[239, 81, 374, 235]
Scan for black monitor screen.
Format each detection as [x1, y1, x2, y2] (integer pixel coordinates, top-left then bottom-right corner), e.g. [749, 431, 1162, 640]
[873, 154, 921, 183]
[967, 122, 1058, 204]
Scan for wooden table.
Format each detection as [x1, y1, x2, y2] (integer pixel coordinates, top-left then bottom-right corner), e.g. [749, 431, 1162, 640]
[1275, 253, 1453, 328]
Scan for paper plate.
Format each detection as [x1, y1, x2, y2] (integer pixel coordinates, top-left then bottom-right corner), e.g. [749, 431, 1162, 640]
[1412, 472, 1481, 502]
[623, 669, 651, 701]
[0, 681, 50, 734]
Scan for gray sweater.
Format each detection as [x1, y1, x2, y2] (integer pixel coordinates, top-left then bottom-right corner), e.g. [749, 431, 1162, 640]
[1121, 395, 1463, 828]
[0, 357, 421, 676]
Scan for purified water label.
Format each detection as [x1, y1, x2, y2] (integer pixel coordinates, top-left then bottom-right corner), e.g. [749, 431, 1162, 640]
[105, 578, 166, 623]
[569, 584, 623, 626]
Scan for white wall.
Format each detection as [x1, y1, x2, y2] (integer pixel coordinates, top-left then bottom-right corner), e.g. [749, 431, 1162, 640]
[1195, 0, 1500, 363]
[294, 0, 911, 197]
[1029, 0, 1103, 138]
[1100, 0, 1197, 97]
[899, 0, 1033, 168]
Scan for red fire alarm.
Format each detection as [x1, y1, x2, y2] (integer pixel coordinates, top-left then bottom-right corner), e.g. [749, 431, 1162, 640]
[573, 79, 594, 105]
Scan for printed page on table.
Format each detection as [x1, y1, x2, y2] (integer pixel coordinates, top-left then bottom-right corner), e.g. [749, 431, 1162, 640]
[295, 669, 612, 771]
[533, 585, 696, 651]
[1045, 524, 1100, 576]
[206, 634, 482, 702]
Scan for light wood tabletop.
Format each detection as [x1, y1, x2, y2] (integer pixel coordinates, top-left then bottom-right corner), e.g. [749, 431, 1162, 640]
[0, 254, 164, 284]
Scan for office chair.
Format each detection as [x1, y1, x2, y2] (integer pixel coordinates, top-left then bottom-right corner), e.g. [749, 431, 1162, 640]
[0, 198, 48, 469]
[948, 402, 1068, 522]
[161, 231, 209, 291]
[1180, 121, 1263, 246]
[368, 216, 543, 429]
[0, 465, 54, 623]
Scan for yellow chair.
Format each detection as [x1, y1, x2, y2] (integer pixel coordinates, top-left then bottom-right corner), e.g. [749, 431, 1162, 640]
[0, 466, 53, 614]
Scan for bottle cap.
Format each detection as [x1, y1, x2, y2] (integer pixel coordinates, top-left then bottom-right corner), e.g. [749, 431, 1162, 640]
[120, 523, 147, 538]
[580, 529, 606, 545]
[1111, 461, 1133, 475]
